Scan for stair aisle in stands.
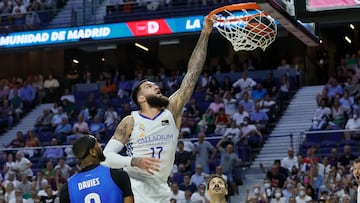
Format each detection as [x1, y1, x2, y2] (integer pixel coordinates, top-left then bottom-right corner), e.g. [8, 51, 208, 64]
[230, 85, 323, 202]
[0, 103, 54, 146]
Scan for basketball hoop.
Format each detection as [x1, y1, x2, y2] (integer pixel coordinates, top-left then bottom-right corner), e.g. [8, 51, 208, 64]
[207, 3, 277, 51]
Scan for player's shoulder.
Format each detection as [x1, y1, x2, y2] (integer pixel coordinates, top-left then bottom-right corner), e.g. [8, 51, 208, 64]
[110, 168, 130, 182]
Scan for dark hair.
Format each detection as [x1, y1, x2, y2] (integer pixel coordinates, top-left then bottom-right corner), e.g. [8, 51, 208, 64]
[207, 175, 227, 190]
[131, 79, 150, 106]
[72, 135, 96, 160]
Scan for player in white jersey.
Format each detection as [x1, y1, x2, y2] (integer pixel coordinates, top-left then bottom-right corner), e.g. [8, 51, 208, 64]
[102, 16, 214, 203]
[352, 158, 360, 203]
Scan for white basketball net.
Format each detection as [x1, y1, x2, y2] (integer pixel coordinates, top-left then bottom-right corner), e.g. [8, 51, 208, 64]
[213, 9, 277, 51]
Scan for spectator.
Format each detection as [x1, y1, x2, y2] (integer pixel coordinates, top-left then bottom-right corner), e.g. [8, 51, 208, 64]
[64, 139, 76, 167]
[54, 117, 72, 144]
[80, 92, 99, 121]
[190, 184, 210, 203]
[196, 108, 215, 134]
[339, 89, 353, 114]
[232, 71, 256, 99]
[54, 158, 72, 179]
[239, 117, 262, 146]
[2, 153, 15, 180]
[66, 114, 89, 144]
[312, 99, 331, 130]
[50, 107, 68, 129]
[259, 94, 276, 113]
[216, 137, 242, 195]
[175, 141, 193, 173]
[206, 77, 221, 97]
[208, 94, 224, 114]
[214, 107, 230, 135]
[22, 130, 41, 158]
[215, 165, 228, 183]
[331, 98, 345, 128]
[262, 72, 277, 97]
[178, 131, 194, 153]
[260, 162, 287, 188]
[169, 182, 185, 203]
[232, 104, 249, 127]
[309, 166, 324, 196]
[186, 97, 201, 120]
[190, 164, 207, 188]
[9, 90, 23, 121]
[4, 131, 25, 148]
[40, 138, 64, 166]
[2, 171, 19, 188]
[61, 98, 75, 119]
[59, 88, 75, 104]
[277, 74, 291, 108]
[34, 108, 53, 133]
[324, 165, 341, 192]
[0, 99, 14, 128]
[251, 82, 267, 102]
[245, 184, 268, 203]
[339, 145, 357, 173]
[42, 160, 55, 180]
[295, 186, 312, 203]
[344, 112, 360, 139]
[271, 187, 285, 203]
[281, 147, 298, 172]
[17, 174, 31, 195]
[13, 151, 33, 180]
[193, 132, 217, 174]
[239, 92, 255, 114]
[327, 78, 343, 99]
[103, 104, 118, 129]
[223, 120, 241, 151]
[34, 171, 48, 191]
[39, 185, 58, 203]
[221, 76, 234, 94]
[4, 182, 15, 203]
[179, 173, 197, 194]
[43, 74, 60, 102]
[88, 115, 106, 142]
[180, 110, 196, 134]
[250, 103, 269, 132]
[223, 91, 237, 117]
[18, 80, 36, 110]
[9, 188, 26, 203]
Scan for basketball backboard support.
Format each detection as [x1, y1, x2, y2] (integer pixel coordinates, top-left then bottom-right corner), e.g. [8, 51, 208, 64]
[256, 0, 319, 47]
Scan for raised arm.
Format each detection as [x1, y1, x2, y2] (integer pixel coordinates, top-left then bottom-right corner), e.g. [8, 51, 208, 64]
[168, 17, 214, 127]
[102, 115, 159, 174]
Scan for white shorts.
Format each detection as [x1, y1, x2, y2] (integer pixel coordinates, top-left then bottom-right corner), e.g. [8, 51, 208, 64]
[129, 176, 170, 203]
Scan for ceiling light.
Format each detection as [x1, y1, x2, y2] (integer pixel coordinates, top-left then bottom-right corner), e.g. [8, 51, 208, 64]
[345, 36, 352, 44]
[72, 59, 79, 64]
[350, 24, 355, 30]
[135, 43, 149, 51]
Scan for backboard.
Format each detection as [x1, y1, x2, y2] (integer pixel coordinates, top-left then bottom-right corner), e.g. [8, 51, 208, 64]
[256, 0, 319, 46]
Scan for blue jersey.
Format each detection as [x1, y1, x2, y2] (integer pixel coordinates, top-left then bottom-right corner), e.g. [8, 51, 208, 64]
[68, 165, 124, 203]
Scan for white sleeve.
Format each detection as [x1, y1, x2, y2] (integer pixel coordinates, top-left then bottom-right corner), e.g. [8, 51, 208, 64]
[101, 139, 132, 169]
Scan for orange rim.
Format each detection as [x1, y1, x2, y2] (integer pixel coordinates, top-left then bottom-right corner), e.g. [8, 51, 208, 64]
[207, 2, 261, 18]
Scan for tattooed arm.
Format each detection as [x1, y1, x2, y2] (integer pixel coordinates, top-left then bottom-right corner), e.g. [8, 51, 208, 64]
[102, 115, 159, 174]
[168, 17, 214, 128]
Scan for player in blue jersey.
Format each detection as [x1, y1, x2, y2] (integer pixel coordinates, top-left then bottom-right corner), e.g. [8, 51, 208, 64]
[59, 135, 134, 203]
[101, 16, 214, 203]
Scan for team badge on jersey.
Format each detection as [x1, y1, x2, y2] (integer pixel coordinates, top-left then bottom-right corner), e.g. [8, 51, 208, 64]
[161, 120, 169, 126]
[139, 123, 145, 131]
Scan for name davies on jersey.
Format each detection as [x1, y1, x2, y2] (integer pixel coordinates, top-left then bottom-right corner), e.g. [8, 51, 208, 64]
[138, 134, 174, 145]
[78, 177, 100, 190]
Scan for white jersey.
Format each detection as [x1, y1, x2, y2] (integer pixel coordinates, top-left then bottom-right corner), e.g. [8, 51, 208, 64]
[125, 109, 179, 180]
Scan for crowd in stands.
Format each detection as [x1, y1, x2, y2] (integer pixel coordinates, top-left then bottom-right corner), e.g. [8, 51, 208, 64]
[0, 0, 66, 32]
[236, 53, 360, 203]
[105, 0, 254, 23]
[0, 55, 297, 202]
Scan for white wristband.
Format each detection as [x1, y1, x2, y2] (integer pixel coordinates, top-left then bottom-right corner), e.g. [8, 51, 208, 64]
[101, 139, 132, 168]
